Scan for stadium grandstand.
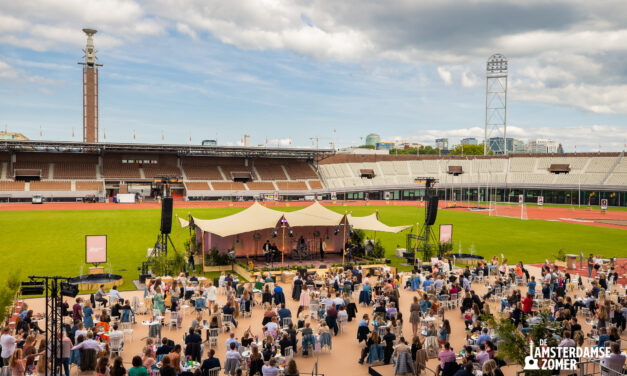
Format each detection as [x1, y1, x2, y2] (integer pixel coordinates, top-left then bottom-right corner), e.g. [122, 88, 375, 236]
[0, 140, 626, 206]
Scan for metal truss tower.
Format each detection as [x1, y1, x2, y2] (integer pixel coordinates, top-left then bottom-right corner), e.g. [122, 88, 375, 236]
[484, 53, 508, 155]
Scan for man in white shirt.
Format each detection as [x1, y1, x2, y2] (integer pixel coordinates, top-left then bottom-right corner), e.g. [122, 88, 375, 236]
[261, 358, 280, 376]
[109, 286, 123, 305]
[322, 294, 334, 308]
[108, 323, 124, 348]
[1, 327, 17, 366]
[71, 332, 104, 352]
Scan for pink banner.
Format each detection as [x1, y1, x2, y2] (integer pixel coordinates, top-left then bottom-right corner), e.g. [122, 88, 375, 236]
[86, 235, 107, 263]
[439, 224, 453, 244]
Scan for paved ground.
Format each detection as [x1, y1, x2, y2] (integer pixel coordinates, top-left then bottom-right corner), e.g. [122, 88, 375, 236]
[19, 263, 627, 376]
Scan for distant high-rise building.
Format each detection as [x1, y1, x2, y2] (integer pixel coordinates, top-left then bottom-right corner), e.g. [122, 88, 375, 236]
[0, 131, 28, 141]
[243, 134, 251, 146]
[435, 138, 449, 150]
[489, 137, 514, 153]
[365, 133, 381, 146]
[512, 139, 526, 153]
[461, 137, 477, 145]
[528, 139, 559, 154]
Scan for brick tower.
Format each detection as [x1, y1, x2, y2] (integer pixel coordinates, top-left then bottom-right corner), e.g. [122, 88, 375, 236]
[78, 29, 102, 143]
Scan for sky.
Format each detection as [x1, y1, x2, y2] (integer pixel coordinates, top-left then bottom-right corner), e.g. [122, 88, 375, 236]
[1, 0, 627, 151]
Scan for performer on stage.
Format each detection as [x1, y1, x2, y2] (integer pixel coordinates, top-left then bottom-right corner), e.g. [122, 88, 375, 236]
[263, 240, 272, 263]
[319, 240, 326, 260]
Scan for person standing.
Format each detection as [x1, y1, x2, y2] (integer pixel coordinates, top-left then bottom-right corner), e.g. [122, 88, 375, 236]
[1, 327, 18, 366]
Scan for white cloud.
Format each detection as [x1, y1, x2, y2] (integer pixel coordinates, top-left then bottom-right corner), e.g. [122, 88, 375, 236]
[437, 67, 452, 85]
[0, 60, 19, 79]
[269, 138, 292, 146]
[176, 23, 197, 40]
[461, 71, 479, 88]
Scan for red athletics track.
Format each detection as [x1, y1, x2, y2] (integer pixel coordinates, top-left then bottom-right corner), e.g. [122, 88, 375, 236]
[530, 258, 627, 285]
[0, 199, 429, 211]
[448, 204, 627, 230]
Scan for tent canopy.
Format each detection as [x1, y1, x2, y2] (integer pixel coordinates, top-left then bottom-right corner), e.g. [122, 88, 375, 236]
[189, 202, 284, 237]
[183, 201, 410, 237]
[347, 213, 411, 233]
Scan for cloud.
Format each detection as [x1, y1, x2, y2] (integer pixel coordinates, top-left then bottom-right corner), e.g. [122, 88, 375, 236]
[437, 67, 452, 85]
[461, 71, 479, 88]
[176, 23, 197, 39]
[268, 138, 292, 146]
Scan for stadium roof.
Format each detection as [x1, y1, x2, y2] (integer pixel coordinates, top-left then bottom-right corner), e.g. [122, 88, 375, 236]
[0, 140, 333, 159]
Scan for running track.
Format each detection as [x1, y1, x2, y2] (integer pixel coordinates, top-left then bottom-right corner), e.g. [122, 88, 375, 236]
[448, 204, 627, 230]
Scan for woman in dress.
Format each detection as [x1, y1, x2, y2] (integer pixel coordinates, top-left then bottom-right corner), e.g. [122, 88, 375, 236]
[83, 301, 94, 329]
[409, 296, 421, 337]
[299, 284, 310, 308]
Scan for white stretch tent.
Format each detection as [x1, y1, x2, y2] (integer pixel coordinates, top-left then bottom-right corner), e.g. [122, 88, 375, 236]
[182, 201, 410, 236]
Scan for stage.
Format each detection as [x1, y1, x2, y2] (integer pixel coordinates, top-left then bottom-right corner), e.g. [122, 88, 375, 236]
[244, 253, 348, 270]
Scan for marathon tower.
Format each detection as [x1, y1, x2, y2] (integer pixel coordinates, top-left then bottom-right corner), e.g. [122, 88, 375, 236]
[78, 29, 102, 143]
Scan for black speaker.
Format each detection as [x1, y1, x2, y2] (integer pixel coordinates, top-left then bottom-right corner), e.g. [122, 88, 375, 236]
[160, 197, 173, 234]
[425, 196, 439, 225]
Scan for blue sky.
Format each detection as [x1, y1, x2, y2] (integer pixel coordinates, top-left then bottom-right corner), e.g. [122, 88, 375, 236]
[1, 0, 627, 151]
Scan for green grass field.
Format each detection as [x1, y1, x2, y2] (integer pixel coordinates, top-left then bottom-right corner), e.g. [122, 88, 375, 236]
[1, 205, 624, 291]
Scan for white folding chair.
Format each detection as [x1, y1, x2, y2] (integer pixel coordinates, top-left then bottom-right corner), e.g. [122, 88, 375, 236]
[284, 346, 294, 360]
[222, 314, 233, 333]
[208, 328, 219, 347]
[109, 336, 123, 357]
[338, 316, 348, 333]
[207, 367, 220, 376]
[122, 322, 134, 342]
[281, 317, 292, 329]
[169, 311, 178, 330]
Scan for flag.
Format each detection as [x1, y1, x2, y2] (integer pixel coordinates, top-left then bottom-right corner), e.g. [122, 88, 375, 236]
[189, 132, 192, 143]
[72, 127, 75, 138]
[103, 128, 106, 140]
[161, 129, 164, 141]
[133, 129, 136, 140]
[265, 136, 268, 145]
[40, 125, 42, 138]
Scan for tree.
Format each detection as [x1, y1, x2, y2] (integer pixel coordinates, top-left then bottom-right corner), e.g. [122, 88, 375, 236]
[392, 146, 439, 155]
[449, 144, 492, 155]
[357, 144, 375, 149]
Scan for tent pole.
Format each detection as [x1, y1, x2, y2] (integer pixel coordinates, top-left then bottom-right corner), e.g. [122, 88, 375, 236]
[282, 223, 285, 267]
[201, 230, 205, 272]
[342, 221, 346, 266]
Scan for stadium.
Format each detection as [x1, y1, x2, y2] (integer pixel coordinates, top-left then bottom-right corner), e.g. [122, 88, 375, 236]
[1, 140, 626, 206]
[1, 7, 627, 376]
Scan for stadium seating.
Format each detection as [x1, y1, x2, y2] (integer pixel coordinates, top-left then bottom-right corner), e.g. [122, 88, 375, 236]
[211, 182, 246, 191]
[181, 157, 224, 180]
[254, 159, 287, 180]
[276, 181, 308, 190]
[103, 155, 141, 178]
[283, 160, 318, 179]
[0, 181, 25, 191]
[142, 155, 181, 178]
[30, 181, 71, 191]
[246, 182, 276, 191]
[75, 181, 104, 191]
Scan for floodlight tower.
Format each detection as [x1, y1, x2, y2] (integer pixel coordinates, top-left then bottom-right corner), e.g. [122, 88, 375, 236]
[484, 54, 508, 155]
[78, 28, 102, 143]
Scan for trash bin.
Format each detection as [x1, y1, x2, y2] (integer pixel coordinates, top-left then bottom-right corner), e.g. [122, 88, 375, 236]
[565, 254, 578, 270]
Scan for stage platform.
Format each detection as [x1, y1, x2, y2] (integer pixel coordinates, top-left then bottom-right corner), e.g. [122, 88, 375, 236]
[245, 253, 347, 269]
